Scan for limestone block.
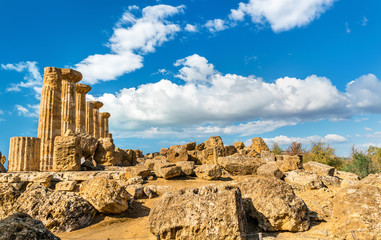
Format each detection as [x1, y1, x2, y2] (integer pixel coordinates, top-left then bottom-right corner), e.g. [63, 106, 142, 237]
[233, 141, 245, 150]
[303, 161, 335, 176]
[8, 137, 40, 172]
[166, 145, 188, 163]
[53, 136, 81, 171]
[257, 162, 284, 179]
[125, 166, 150, 179]
[55, 181, 77, 191]
[194, 164, 222, 180]
[183, 142, 196, 150]
[249, 137, 269, 154]
[154, 162, 181, 179]
[276, 155, 303, 172]
[217, 153, 265, 175]
[176, 161, 195, 176]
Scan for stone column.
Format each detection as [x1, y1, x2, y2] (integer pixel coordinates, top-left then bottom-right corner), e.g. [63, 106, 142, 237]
[89, 101, 103, 139]
[61, 69, 82, 136]
[86, 101, 94, 136]
[38, 67, 62, 171]
[75, 84, 91, 133]
[8, 137, 41, 172]
[99, 112, 111, 138]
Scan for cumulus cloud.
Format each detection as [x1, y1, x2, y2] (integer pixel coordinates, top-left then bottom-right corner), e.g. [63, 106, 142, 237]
[204, 19, 228, 32]
[229, 0, 336, 32]
[185, 24, 198, 32]
[174, 54, 216, 83]
[263, 134, 348, 146]
[1, 61, 42, 96]
[75, 4, 184, 84]
[15, 104, 39, 118]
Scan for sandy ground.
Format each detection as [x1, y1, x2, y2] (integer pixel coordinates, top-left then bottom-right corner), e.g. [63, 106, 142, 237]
[56, 177, 335, 240]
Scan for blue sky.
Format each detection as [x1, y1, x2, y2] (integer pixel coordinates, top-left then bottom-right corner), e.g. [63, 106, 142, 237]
[1, 0, 381, 164]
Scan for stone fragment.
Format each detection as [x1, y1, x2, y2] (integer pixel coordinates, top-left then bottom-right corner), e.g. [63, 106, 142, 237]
[176, 161, 195, 176]
[233, 141, 245, 150]
[64, 131, 98, 158]
[0, 163, 6, 173]
[144, 185, 174, 196]
[154, 162, 182, 179]
[224, 145, 238, 156]
[149, 185, 247, 239]
[361, 173, 381, 188]
[13, 184, 96, 232]
[257, 163, 284, 179]
[144, 158, 166, 171]
[217, 153, 265, 175]
[0, 212, 60, 240]
[0, 152, 5, 165]
[125, 184, 145, 199]
[166, 145, 189, 163]
[183, 142, 196, 150]
[194, 164, 222, 180]
[94, 137, 115, 165]
[53, 136, 81, 171]
[249, 137, 269, 154]
[238, 176, 310, 232]
[204, 136, 224, 148]
[321, 175, 341, 187]
[80, 176, 131, 214]
[332, 184, 381, 239]
[195, 143, 205, 151]
[261, 151, 275, 162]
[160, 148, 168, 155]
[284, 170, 325, 190]
[276, 155, 303, 172]
[55, 181, 77, 191]
[303, 161, 335, 176]
[38, 67, 62, 171]
[125, 166, 151, 179]
[335, 170, 360, 181]
[8, 137, 40, 172]
[0, 184, 20, 219]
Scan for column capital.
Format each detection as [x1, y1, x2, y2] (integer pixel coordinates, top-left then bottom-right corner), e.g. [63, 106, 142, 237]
[61, 68, 82, 83]
[76, 83, 92, 94]
[100, 112, 111, 119]
[88, 101, 103, 109]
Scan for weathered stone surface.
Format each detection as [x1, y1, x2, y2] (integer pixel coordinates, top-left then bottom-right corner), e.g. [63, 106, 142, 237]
[183, 142, 196, 151]
[0, 163, 6, 173]
[0, 212, 60, 240]
[261, 151, 275, 162]
[194, 164, 222, 180]
[276, 155, 303, 172]
[149, 185, 247, 240]
[53, 136, 81, 171]
[204, 136, 224, 148]
[303, 161, 335, 176]
[249, 137, 269, 154]
[144, 158, 166, 171]
[284, 170, 325, 190]
[321, 175, 341, 187]
[144, 185, 174, 197]
[195, 143, 205, 151]
[64, 130, 98, 158]
[257, 163, 284, 179]
[125, 184, 145, 199]
[94, 137, 116, 165]
[166, 145, 189, 163]
[332, 184, 381, 239]
[55, 181, 77, 192]
[0, 184, 20, 219]
[244, 149, 260, 158]
[0, 152, 5, 165]
[217, 153, 265, 175]
[154, 162, 182, 179]
[160, 148, 168, 155]
[224, 145, 238, 156]
[238, 176, 310, 232]
[13, 184, 96, 232]
[335, 170, 360, 181]
[176, 161, 195, 176]
[8, 137, 40, 172]
[359, 173, 381, 188]
[125, 166, 150, 179]
[233, 141, 245, 150]
[80, 176, 131, 214]
[38, 67, 62, 171]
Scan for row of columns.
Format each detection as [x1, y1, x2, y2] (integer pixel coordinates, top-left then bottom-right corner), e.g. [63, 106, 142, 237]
[24, 67, 111, 171]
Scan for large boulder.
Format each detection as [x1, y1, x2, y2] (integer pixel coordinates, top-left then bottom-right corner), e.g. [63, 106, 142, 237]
[332, 184, 381, 239]
[360, 173, 381, 188]
[166, 145, 189, 163]
[80, 175, 131, 214]
[204, 136, 224, 148]
[257, 163, 284, 179]
[276, 155, 303, 172]
[224, 145, 238, 156]
[194, 164, 222, 180]
[154, 163, 182, 179]
[149, 185, 247, 239]
[238, 176, 310, 232]
[217, 153, 265, 175]
[125, 166, 151, 179]
[303, 161, 335, 176]
[53, 135, 81, 171]
[183, 142, 196, 151]
[0, 212, 60, 240]
[64, 130, 98, 159]
[94, 137, 118, 166]
[249, 137, 269, 154]
[233, 141, 245, 150]
[284, 170, 325, 190]
[12, 184, 96, 232]
[176, 161, 195, 176]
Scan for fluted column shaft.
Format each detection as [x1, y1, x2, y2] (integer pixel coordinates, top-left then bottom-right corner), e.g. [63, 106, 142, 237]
[8, 137, 40, 172]
[37, 67, 62, 171]
[86, 102, 94, 136]
[75, 84, 91, 133]
[61, 69, 82, 135]
[89, 101, 103, 139]
[100, 112, 111, 138]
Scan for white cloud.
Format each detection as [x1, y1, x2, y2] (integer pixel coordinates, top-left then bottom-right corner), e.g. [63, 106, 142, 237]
[364, 127, 373, 131]
[174, 54, 216, 83]
[229, 0, 336, 32]
[264, 134, 348, 146]
[75, 4, 184, 84]
[15, 104, 39, 118]
[204, 19, 228, 32]
[1, 61, 42, 96]
[362, 16, 368, 26]
[185, 24, 198, 32]
[345, 22, 351, 33]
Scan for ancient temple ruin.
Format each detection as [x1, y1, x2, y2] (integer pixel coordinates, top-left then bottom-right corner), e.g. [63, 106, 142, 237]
[7, 67, 111, 172]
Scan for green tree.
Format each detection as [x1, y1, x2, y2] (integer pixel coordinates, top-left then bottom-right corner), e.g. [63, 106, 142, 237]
[285, 141, 304, 155]
[343, 147, 374, 179]
[304, 141, 344, 169]
[271, 142, 283, 155]
[366, 146, 381, 173]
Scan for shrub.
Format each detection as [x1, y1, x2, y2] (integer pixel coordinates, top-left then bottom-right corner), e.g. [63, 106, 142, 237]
[271, 142, 283, 155]
[285, 141, 305, 155]
[343, 147, 374, 179]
